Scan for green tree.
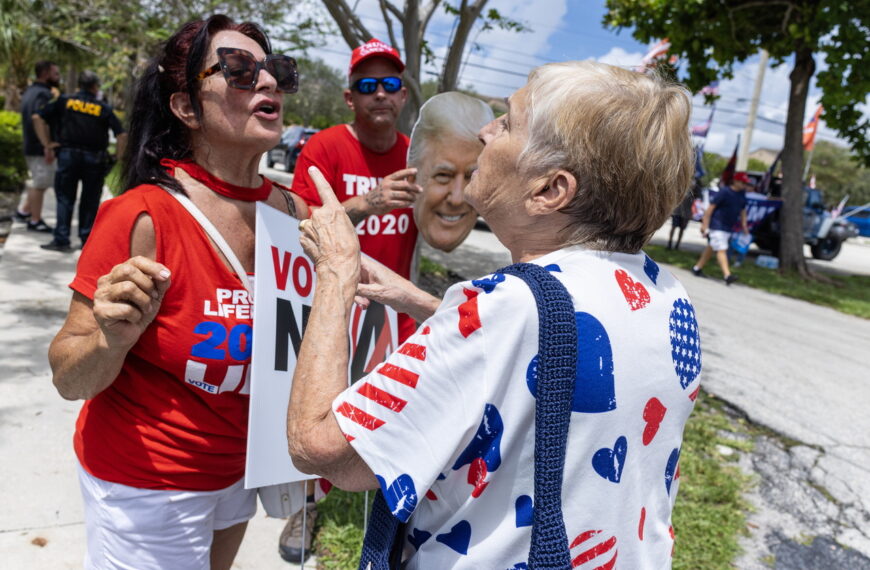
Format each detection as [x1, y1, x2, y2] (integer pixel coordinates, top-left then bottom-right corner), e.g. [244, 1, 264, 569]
[810, 141, 870, 206]
[605, 0, 870, 277]
[1, 0, 320, 111]
[320, 0, 527, 132]
[282, 57, 353, 128]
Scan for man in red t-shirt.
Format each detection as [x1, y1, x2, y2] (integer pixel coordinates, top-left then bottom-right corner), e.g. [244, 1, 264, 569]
[293, 39, 420, 281]
[283, 38, 421, 563]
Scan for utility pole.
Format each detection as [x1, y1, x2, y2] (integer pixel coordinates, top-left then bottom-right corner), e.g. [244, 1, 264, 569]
[737, 50, 769, 171]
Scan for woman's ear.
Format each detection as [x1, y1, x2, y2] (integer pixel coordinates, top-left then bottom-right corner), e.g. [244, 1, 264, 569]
[169, 92, 199, 130]
[527, 170, 577, 216]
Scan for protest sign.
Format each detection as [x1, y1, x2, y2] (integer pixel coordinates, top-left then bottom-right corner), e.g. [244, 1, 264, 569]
[245, 203, 398, 488]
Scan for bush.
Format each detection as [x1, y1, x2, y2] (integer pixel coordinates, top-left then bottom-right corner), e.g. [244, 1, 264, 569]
[0, 110, 27, 193]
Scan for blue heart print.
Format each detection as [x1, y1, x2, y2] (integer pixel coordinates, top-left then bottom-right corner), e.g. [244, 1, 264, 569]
[515, 495, 533, 527]
[436, 520, 472, 555]
[592, 436, 628, 483]
[408, 528, 432, 551]
[452, 404, 503, 472]
[665, 447, 681, 495]
[644, 255, 660, 284]
[471, 273, 505, 293]
[508, 564, 530, 570]
[526, 312, 616, 413]
[669, 299, 702, 389]
[375, 474, 418, 523]
[544, 263, 562, 272]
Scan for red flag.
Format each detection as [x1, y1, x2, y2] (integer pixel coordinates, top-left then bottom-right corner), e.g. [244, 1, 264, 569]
[802, 105, 823, 151]
[720, 139, 739, 186]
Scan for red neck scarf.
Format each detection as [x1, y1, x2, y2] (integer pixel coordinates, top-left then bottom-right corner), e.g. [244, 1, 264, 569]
[160, 158, 272, 202]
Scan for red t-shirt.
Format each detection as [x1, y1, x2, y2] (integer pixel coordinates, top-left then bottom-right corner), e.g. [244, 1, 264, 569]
[293, 125, 418, 341]
[71, 184, 255, 491]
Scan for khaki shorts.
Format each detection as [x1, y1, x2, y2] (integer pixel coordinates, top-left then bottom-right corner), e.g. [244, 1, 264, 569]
[25, 154, 56, 189]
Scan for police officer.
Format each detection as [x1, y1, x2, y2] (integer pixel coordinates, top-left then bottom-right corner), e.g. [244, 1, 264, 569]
[34, 70, 127, 252]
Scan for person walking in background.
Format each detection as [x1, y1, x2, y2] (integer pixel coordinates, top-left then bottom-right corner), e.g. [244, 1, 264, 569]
[15, 60, 61, 233]
[282, 38, 421, 564]
[33, 70, 127, 252]
[692, 171, 750, 285]
[667, 183, 696, 250]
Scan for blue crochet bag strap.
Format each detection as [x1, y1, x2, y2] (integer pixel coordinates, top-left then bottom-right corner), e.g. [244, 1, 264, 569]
[357, 262, 577, 570]
[500, 262, 576, 569]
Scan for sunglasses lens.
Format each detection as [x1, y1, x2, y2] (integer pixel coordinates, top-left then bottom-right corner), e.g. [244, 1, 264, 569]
[355, 78, 378, 94]
[223, 53, 256, 88]
[267, 57, 298, 93]
[381, 77, 402, 93]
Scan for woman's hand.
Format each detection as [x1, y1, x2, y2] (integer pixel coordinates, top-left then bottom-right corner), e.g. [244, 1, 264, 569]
[93, 256, 171, 350]
[299, 167, 360, 285]
[358, 256, 442, 322]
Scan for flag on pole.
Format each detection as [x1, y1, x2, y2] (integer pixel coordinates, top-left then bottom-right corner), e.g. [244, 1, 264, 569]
[691, 106, 715, 137]
[700, 80, 720, 97]
[802, 104, 823, 151]
[831, 195, 849, 219]
[694, 146, 706, 180]
[720, 138, 740, 187]
[635, 38, 671, 72]
[757, 150, 782, 195]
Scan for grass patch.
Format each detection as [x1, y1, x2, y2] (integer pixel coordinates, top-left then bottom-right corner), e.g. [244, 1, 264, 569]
[313, 489, 373, 569]
[418, 255, 449, 277]
[672, 390, 754, 569]
[645, 244, 870, 319]
[312, 390, 754, 569]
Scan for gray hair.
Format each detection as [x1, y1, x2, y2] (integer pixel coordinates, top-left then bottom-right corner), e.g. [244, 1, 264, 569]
[407, 92, 494, 168]
[520, 61, 694, 253]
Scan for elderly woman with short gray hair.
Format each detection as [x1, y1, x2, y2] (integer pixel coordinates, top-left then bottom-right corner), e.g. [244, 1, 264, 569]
[289, 61, 701, 568]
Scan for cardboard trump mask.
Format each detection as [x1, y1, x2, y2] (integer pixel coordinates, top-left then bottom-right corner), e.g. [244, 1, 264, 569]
[407, 92, 494, 252]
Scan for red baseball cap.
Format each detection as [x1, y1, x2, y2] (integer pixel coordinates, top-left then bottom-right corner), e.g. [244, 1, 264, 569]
[349, 38, 405, 75]
[733, 172, 751, 184]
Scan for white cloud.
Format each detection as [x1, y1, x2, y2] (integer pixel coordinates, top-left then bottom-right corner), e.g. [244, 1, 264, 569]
[595, 46, 646, 69]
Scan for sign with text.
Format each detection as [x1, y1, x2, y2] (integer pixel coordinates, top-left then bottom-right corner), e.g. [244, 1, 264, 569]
[245, 203, 399, 488]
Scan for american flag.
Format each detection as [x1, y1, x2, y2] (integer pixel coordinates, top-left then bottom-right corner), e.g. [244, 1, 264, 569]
[700, 80, 720, 97]
[691, 106, 715, 138]
[635, 38, 671, 72]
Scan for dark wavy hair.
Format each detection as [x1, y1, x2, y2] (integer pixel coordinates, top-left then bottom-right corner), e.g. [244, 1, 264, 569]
[122, 14, 271, 194]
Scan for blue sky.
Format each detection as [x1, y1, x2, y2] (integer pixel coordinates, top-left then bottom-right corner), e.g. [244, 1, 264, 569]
[293, 0, 851, 158]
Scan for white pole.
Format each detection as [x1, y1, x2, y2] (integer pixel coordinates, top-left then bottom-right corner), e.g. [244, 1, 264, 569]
[737, 50, 769, 171]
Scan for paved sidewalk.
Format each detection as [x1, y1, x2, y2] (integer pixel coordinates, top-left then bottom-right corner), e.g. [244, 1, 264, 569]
[0, 190, 305, 569]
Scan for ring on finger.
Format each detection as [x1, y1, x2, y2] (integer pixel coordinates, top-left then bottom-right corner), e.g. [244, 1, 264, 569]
[299, 219, 310, 232]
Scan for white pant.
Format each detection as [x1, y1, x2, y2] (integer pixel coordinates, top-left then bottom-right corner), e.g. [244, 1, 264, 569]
[77, 463, 257, 569]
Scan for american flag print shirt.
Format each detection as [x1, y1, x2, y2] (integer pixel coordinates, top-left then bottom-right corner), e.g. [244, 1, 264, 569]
[332, 245, 701, 569]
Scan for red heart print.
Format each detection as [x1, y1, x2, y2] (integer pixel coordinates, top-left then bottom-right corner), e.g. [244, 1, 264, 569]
[642, 397, 667, 445]
[615, 270, 650, 311]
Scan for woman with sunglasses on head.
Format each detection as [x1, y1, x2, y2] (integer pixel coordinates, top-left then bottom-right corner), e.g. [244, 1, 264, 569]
[47, 15, 305, 569]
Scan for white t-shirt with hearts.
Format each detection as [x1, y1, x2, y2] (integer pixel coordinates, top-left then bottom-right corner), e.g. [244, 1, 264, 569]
[333, 245, 701, 569]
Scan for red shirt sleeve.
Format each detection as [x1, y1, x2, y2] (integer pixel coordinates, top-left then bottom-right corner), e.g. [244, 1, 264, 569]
[70, 188, 152, 299]
[291, 133, 334, 208]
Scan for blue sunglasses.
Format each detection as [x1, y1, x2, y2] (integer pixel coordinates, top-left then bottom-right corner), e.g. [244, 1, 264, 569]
[351, 76, 403, 94]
